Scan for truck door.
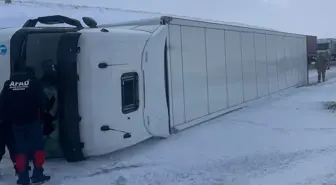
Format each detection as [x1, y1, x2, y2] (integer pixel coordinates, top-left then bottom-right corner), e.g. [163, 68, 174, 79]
[86, 32, 150, 155]
[57, 32, 85, 162]
[142, 25, 170, 137]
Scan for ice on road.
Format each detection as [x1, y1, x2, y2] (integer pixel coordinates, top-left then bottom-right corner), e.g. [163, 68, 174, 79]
[2, 68, 336, 185]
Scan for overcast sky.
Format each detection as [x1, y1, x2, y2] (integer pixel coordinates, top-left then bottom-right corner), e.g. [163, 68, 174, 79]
[1, 0, 333, 38]
[99, 0, 332, 38]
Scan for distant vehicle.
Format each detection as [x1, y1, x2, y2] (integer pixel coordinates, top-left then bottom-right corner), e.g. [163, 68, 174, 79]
[306, 35, 317, 65]
[317, 38, 336, 61]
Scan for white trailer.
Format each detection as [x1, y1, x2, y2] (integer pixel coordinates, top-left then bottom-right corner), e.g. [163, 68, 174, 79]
[0, 15, 308, 162]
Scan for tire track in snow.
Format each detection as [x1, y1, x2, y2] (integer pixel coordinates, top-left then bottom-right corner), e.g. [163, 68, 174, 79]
[228, 119, 336, 134]
[197, 145, 336, 180]
[195, 145, 336, 185]
[250, 146, 336, 185]
[58, 145, 336, 185]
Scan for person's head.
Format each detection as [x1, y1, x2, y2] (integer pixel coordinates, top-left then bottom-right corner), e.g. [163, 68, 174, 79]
[318, 52, 325, 58]
[41, 59, 56, 75]
[41, 59, 57, 85]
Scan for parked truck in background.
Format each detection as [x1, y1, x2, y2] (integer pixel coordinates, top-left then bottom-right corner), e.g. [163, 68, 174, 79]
[306, 35, 317, 65]
[317, 38, 336, 61]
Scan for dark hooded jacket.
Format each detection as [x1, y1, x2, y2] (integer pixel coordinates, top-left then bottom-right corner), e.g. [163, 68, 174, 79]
[0, 70, 47, 125]
[316, 52, 329, 71]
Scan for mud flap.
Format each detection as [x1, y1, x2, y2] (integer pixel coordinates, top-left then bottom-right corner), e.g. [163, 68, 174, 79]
[57, 33, 84, 162]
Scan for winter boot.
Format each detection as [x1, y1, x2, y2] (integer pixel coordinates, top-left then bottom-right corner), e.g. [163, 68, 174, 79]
[16, 171, 30, 185]
[15, 165, 31, 176]
[30, 168, 50, 184]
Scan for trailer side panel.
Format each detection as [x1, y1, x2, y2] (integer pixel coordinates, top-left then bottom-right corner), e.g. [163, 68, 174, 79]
[168, 25, 186, 126]
[225, 30, 244, 107]
[205, 28, 228, 113]
[255, 33, 269, 96]
[241, 32, 258, 102]
[266, 34, 279, 93]
[181, 26, 208, 121]
[167, 18, 308, 130]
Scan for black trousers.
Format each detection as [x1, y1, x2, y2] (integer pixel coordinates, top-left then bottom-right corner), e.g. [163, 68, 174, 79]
[0, 123, 16, 163]
[318, 70, 326, 82]
[12, 122, 45, 173]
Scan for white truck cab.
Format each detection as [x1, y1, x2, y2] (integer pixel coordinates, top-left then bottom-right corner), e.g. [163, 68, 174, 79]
[0, 15, 170, 162]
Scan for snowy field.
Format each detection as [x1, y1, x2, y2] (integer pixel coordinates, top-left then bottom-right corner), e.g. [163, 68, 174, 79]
[1, 65, 336, 185]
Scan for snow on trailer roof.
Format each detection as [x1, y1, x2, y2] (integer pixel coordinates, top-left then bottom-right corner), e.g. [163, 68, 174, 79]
[166, 15, 277, 31]
[100, 15, 304, 38]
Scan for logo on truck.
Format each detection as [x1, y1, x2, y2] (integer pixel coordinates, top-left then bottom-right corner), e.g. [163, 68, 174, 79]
[0, 45, 7, 55]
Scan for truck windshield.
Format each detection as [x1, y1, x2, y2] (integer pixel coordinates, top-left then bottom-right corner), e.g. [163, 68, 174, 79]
[317, 43, 329, 50]
[25, 33, 63, 78]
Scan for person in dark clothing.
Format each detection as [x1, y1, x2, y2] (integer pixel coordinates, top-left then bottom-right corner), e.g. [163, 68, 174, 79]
[316, 52, 329, 83]
[40, 59, 57, 137]
[0, 120, 32, 176]
[0, 67, 50, 185]
[0, 119, 16, 171]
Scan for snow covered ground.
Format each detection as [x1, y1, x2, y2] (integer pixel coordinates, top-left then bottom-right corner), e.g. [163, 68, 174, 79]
[1, 66, 336, 185]
[309, 67, 336, 82]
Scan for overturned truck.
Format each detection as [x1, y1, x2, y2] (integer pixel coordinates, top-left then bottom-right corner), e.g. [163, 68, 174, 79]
[0, 15, 308, 162]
